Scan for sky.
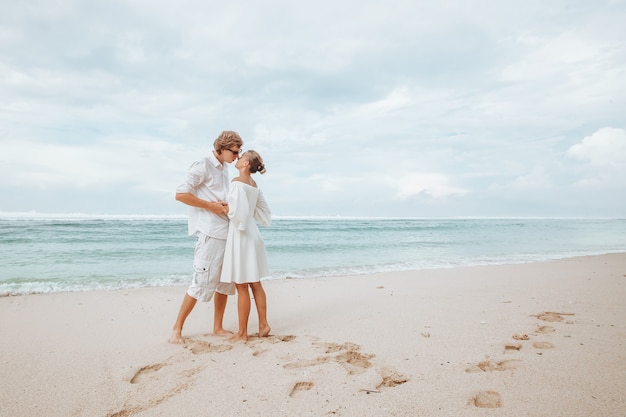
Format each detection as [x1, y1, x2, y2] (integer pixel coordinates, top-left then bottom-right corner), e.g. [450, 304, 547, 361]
[1, 0, 625, 218]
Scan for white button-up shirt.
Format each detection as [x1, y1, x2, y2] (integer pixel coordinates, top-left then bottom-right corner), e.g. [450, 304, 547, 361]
[176, 152, 230, 239]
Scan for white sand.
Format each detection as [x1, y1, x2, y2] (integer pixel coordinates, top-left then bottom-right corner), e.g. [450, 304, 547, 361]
[1, 253, 625, 417]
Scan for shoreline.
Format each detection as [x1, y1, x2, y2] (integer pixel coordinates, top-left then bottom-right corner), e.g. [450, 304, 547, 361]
[3, 250, 626, 298]
[1, 253, 625, 416]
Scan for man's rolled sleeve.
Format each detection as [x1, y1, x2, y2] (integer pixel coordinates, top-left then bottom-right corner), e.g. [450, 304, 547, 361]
[176, 161, 205, 194]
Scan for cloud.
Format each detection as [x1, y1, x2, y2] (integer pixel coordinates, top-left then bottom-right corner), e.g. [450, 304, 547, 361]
[1, 1, 625, 216]
[567, 127, 626, 168]
[0, 136, 193, 193]
[501, 32, 607, 82]
[509, 167, 552, 190]
[566, 127, 626, 187]
[391, 172, 468, 200]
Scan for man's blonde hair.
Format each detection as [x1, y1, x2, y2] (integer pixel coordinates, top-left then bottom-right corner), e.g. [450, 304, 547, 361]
[213, 131, 243, 155]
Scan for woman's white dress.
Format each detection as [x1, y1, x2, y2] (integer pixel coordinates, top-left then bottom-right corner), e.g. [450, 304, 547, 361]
[219, 181, 272, 284]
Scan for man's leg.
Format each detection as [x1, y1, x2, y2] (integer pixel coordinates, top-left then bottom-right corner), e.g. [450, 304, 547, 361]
[169, 293, 197, 344]
[212, 292, 231, 336]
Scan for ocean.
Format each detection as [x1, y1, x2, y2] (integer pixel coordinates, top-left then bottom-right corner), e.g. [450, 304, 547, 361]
[1, 216, 626, 296]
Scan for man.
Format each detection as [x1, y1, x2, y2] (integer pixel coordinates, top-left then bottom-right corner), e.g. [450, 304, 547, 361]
[169, 130, 243, 344]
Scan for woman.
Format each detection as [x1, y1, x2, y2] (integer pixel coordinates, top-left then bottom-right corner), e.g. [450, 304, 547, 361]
[220, 150, 272, 342]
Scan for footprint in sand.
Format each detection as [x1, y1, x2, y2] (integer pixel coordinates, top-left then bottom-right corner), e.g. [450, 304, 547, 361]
[465, 359, 521, 373]
[316, 341, 360, 353]
[266, 335, 296, 344]
[284, 356, 331, 369]
[316, 342, 376, 372]
[378, 369, 409, 388]
[113, 366, 199, 417]
[532, 341, 554, 349]
[252, 348, 269, 357]
[335, 350, 375, 374]
[286, 339, 409, 388]
[504, 343, 522, 353]
[533, 311, 575, 322]
[289, 381, 314, 397]
[537, 325, 556, 334]
[130, 363, 165, 384]
[285, 341, 375, 375]
[185, 340, 232, 355]
[512, 333, 529, 340]
[285, 338, 408, 393]
[469, 390, 502, 408]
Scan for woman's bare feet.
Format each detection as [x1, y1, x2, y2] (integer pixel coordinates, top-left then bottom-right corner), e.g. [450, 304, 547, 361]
[213, 328, 234, 337]
[169, 330, 184, 344]
[228, 333, 248, 343]
[259, 323, 271, 337]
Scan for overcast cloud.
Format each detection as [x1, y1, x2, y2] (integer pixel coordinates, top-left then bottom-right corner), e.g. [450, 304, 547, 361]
[1, 0, 625, 217]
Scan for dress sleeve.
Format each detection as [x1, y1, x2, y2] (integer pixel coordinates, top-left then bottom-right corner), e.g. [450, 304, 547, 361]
[227, 182, 249, 231]
[254, 189, 272, 227]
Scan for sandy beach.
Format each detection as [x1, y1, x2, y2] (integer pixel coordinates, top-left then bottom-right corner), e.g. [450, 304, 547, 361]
[1, 253, 625, 417]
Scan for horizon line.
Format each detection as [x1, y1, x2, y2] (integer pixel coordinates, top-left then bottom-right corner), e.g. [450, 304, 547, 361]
[0, 211, 624, 221]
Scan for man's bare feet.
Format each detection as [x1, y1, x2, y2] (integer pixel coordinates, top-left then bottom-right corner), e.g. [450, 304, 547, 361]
[259, 323, 271, 337]
[228, 333, 248, 343]
[213, 328, 234, 337]
[169, 330, 184, 344]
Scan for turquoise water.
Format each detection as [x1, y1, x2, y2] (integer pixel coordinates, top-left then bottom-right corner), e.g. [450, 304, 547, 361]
[1, 216, 626, 295]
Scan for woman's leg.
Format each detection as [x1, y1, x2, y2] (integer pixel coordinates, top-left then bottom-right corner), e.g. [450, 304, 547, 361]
[250, 282, 271, 337]
[231, 283, 251, 342]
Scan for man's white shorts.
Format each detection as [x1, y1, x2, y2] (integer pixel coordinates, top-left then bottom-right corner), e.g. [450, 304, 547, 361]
[187, 234, 235, 302]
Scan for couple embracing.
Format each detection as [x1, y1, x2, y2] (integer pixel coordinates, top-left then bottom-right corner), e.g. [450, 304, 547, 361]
[169, 130, 271, 344]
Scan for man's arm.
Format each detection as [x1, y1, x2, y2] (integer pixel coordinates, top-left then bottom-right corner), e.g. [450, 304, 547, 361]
[175, 193, 228, 216]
